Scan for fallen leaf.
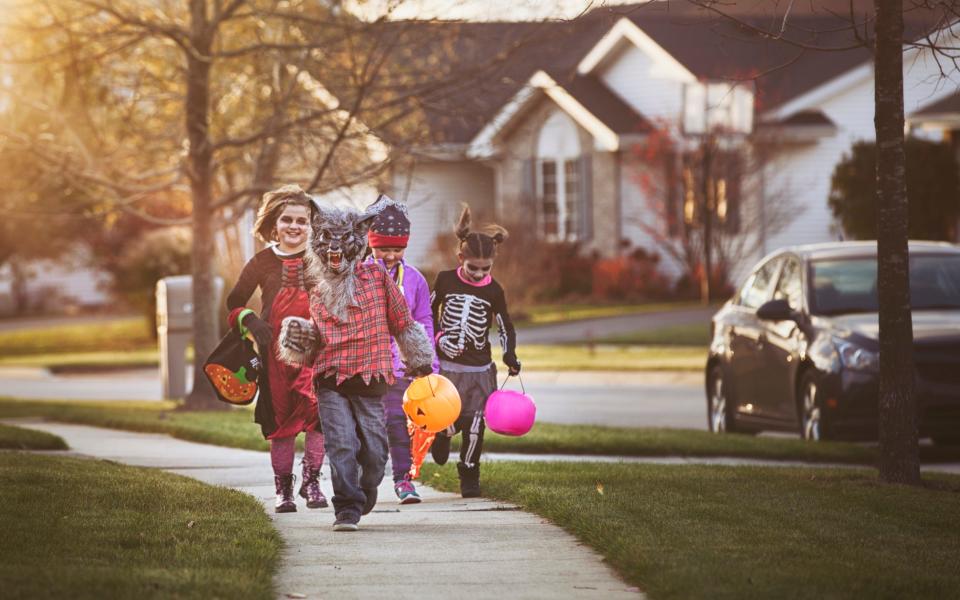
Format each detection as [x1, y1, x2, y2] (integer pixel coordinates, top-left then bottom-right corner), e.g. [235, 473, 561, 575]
[187, 521, 195, 528]
[596, 482, 604, 495]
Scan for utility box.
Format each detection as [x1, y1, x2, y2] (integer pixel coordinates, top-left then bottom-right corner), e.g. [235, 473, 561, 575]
[156, 276, 223, 399]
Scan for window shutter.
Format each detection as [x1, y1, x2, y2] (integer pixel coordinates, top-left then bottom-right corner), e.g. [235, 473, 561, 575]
[578, 154, 593, 241]
[521, 158, 536, 210]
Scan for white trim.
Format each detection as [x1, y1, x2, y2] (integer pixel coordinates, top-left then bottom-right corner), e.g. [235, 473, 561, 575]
[467, 70, 620, 158]
[532, 71, 620, 152]
[766, 22, 960, 121]
[467, 84, 539, 159]
[763, 62, 873, 122]
[577, 17, 697, 82]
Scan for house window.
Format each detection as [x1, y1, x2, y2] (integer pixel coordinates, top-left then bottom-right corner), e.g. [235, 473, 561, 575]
[536, 110, 583, 241]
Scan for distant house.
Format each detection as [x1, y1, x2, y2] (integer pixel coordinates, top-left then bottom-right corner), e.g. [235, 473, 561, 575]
[379, 4, 960, 283]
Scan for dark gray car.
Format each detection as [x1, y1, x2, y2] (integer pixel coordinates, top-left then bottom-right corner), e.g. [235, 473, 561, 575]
[705, 241, 960, 443]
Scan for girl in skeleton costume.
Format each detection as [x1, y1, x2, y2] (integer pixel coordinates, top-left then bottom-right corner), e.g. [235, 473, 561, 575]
[430, 206, 521, 497]
[226, 185, 327, 514]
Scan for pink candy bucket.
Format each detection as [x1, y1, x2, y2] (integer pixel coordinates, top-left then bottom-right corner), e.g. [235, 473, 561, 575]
[485, 378, 536, 436]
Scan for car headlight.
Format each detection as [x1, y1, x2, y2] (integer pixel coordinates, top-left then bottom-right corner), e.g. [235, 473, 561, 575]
[833, 338, 879, 372]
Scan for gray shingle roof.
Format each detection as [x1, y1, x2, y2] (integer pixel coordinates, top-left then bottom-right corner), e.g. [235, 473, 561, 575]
[355, 2, 948, 145]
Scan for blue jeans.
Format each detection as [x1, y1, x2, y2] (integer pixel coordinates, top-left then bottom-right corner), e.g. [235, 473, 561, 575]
[315, 387, 388, 519]
[383, 378, 412, 482]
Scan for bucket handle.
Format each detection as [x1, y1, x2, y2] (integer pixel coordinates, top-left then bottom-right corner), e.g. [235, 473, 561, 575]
[499, 373, 525, 394]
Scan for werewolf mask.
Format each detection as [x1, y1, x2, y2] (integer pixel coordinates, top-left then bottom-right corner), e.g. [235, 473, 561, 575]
[304, 196, 395, 320]
[309, 207, 374, 275]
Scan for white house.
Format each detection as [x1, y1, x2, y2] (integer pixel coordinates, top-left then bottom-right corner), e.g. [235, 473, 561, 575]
[381, 3, 960, 284]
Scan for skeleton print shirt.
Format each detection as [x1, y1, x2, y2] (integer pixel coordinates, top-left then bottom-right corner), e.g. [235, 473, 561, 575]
[431, 269, 516, 367]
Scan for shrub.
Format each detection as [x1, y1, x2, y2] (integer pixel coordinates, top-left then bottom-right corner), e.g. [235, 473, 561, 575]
[113, 227, 192, 332]
[592, 247, 671, 301]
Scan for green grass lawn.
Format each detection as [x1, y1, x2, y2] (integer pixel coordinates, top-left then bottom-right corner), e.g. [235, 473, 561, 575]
[0, 399, 274, 452]
[596, 322, 711, 346]
[0, 344, 702, 372]
[5, 397, 958, 464]
[500, 344, 706, 372]
[518, 301, 706, 326]
[0, 349, 161, 371]
[0, 422, 68, 450]
[0, 317, 154, 357]
[423, 461, 960, 600]
[0, 453, 280, 599]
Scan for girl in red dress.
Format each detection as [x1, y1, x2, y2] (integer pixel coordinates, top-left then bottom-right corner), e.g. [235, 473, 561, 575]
[226, 185, 326, 513]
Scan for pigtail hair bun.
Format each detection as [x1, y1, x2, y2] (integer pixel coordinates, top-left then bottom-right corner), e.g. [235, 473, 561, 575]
[485, 224, 509, 245]
[455, 204, 472, 242]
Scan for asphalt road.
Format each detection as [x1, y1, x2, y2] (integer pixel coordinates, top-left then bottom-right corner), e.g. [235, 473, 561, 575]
[0, 367, 709, 429]
[518, 307, 716, 344]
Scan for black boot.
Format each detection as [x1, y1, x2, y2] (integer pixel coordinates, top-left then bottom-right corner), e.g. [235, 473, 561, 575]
[457, 462, 481, 498]
[431, 433, 451, 466]
[274, 474, 297, 513]
[298, 461, 328, 509]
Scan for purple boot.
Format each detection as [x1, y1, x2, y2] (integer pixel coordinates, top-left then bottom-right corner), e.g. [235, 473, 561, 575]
[274, 474, 297, 513]
[298, 461, 328, 509]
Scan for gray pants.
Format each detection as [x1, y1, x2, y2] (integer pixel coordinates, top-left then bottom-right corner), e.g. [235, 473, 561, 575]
[315, 387, 388, 519]
[440, 364, 497, 468]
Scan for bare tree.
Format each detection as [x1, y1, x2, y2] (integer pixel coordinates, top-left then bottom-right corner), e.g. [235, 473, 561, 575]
[628, 120, 796, 301]
[1, 0, 552, 408]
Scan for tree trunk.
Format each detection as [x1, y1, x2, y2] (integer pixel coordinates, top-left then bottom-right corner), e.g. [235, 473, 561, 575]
[183, 0, 222, 410]
[874, 0, 920, 484]
[701, 136, 713, 305]
[10, 259, 30, 316]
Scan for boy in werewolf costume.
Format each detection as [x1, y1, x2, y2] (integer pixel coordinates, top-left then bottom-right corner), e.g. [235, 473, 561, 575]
[277, 195, 435, 532]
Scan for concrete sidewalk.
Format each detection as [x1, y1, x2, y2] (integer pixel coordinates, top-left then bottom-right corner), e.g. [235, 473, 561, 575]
[7, 420, 642, 600]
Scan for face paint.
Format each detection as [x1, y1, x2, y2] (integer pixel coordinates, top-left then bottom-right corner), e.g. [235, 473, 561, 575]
[461, 257, 493, 282]
[275, 205, 310, 252]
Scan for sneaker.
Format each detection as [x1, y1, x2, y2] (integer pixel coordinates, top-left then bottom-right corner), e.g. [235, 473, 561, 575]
[394, 476, 422, 505]
[361, 487, 378, 515]
[333, 514, 360, 532]
[430, 433, 451, 465]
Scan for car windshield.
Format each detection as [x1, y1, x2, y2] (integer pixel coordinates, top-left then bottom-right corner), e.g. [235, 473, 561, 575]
[811, 254, 960, 315]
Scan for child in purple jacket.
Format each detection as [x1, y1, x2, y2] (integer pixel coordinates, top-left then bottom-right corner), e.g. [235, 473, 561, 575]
[366, 198, 438, 503]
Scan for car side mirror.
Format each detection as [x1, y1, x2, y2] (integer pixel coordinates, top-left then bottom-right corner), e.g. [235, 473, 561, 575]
[757, 299, 795, 322]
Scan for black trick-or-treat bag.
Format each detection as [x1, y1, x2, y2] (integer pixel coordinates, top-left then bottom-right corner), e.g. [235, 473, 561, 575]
[203, 332, 267, 406]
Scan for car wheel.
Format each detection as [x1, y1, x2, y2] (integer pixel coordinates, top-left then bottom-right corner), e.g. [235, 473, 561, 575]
[798, 372, 823, 442]
[707, 366, 751, 434]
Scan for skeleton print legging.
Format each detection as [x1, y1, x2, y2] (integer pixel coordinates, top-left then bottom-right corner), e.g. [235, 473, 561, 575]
[440, 364, 497, 469]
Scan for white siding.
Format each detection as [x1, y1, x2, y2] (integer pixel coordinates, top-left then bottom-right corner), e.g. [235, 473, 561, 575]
[618, 155, 686, 281]
[599, 45, 686, 124]
[392, 161, 496, 270]
[762, 43, 960, 259]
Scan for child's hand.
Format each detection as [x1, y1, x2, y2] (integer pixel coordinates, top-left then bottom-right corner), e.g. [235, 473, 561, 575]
[503, 352, 521, 376]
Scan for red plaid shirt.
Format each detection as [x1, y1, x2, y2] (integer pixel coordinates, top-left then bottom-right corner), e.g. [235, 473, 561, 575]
[309, 262, 414, 386]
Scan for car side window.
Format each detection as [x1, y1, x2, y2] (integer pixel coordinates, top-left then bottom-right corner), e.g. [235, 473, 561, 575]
[737, 257, 783, 309]
[773, 258, 803, 309]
